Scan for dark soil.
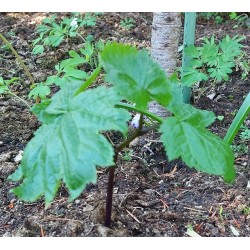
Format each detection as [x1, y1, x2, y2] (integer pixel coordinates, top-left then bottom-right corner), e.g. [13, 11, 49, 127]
[0, 12, 250, 237]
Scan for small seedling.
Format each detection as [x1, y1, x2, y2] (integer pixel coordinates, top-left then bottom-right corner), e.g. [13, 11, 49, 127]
[181, 35, 247, 87]
[229, 12, 248, 28]
[199, 12, 224, 24]
[243, 206, 250, 215]
[217, 115, 224, 121]
[120, 17, 135, 29]
[29, 82, 51, 100]
[8, 43, 235, 228]
[32, 13, 99, 54]
[122, 149, 133, 161]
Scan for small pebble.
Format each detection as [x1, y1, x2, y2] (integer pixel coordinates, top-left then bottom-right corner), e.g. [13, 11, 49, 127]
[143, 189, 154, 195]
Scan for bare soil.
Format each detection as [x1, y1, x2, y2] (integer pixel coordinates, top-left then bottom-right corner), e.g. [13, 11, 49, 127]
[0, 12, 250, 237]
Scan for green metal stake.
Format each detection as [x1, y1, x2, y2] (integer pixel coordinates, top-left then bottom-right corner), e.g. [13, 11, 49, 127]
[181, 12, 197, 104]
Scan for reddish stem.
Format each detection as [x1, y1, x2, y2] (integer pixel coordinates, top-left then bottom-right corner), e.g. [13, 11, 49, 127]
[104, 166, 116, 227]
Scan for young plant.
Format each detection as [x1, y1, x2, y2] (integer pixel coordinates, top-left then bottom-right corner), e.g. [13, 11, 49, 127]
[28, 82, 51, 101]
[181, 35, 247, 87]
[77, 12, 98, 27]
[32, 13, 98, 54]
[8, 43, 235, 227]
[29, 40, 110, 100]
[120, 17, 135, 29]
[229, 12, 249, 28]
[198, 12, 224, 24]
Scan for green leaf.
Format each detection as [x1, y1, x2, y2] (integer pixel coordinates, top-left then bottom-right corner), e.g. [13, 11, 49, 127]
[170, 103, 216, 128]
[64, 68, 89, 79]
[36, 24, 51, 34]
[160, 116, 235, 182]
[184, 45, 199, 58]
[100, 43, 173, 110]
[28, 83, 51, 100]
[31, 99, 52, 118]
[9, 85, 131, 204]
[5, 77, 19, 85]
[8, 166, 23, 181]
[48, 35, 64, 47]
[60, 57, 87, 69]
[224, 92, 250, 145]
[69, 31, 77, 37]
[207, 57, 234, 81]
[201, 43, 219, 65]
[181, 67, 208, 86]
[166, 73, 183, 108]
[219, 35, 243, 59]
[32, 44, 44, 54]
[0, 85, 8, 94]
[69, 50, 81, 58]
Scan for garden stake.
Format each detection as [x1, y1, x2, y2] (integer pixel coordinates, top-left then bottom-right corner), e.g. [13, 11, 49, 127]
[181, 12, 196, 104]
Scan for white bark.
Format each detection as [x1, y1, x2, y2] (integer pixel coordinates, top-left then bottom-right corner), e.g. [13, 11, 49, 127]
[148, 12, 181, 117]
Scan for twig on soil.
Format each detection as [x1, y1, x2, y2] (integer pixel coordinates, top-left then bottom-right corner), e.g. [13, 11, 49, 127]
[233, 217, 241, 228]
[118, 190, 139, 208]
[0, 224, 11, 229]
[40, 225, 45, 237]
[84, 225, 95, 236]
[0, 67, 15, 73]
[160, 198, 169, 209]
[183, 206, 206, 213]
[210, 210, 217, 218]
[131, 155, 147, 166]
[41, 216, 83, 224]
[148, 160, 167, 167]
[126, 209, 141, 223]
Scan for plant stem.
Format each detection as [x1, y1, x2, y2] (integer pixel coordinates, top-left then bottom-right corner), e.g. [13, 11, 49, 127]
[104, 165, 116, 227]
[105, 114, 152, 227]
[0, 33, 35, 85]
[0, 33, 40, 104]
[76, 33, 86, 43]
[115, 102, 164, 124]
[74, 64, 101, 96]
[9, 91, 31, 109]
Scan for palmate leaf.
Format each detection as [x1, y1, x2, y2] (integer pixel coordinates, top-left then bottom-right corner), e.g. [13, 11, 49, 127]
[160, 104, 235, 182]
[28, 83, 51, 100]
[8, 84, 131, 205]
[181, 67, 208, 86]
[208, 57, 234, 81]
[100, 43, 173, 110]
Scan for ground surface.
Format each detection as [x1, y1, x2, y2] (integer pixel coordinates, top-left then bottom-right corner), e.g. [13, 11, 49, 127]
[0, 12, 250, 237]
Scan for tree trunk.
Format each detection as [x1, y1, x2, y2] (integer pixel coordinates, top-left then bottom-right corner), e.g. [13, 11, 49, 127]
[148, 12, 181, 117]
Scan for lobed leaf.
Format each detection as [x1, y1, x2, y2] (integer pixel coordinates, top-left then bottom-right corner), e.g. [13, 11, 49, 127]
[100, 43, 173, 110]
[32, 44, 44, 54]
[169, 103, 216, 128]
[28, 83, 51, 100]
[9, 84, 131, 205]
[160, 115, 235, 183]
[181, 67, 208, 86]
